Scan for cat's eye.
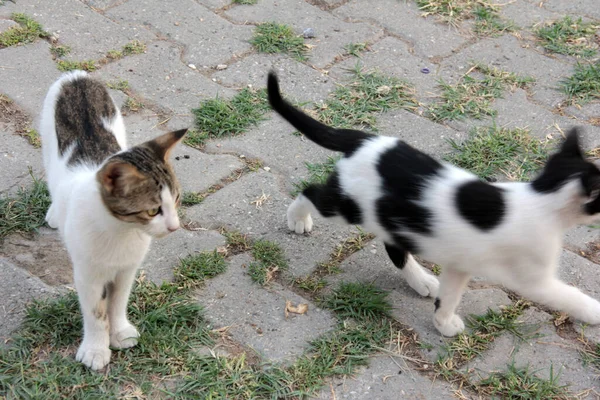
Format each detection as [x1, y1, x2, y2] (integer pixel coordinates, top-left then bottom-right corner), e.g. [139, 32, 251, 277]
[147, 207, 161, 217]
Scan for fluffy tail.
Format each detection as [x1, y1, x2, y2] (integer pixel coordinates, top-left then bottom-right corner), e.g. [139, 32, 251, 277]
[267, 72, 373, 155]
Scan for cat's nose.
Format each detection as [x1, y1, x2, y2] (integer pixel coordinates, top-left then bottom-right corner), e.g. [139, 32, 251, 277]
[168, 225, 179, 232]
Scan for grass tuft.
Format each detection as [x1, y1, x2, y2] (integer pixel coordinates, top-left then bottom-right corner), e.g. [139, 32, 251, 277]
[50, 45, 71, 58]
[0, 13, 48, 48]
[324, 282, 392, 321]
[476, 364, 569, 399]
[233, 0, 258, 4]
[175, 251, 228, 287]
[0, 175, 50, 240]
[122, 97, 145, 113]
[251, 22, 308, 61]
[56, 59, 97, 72]
[535, 16, 599, 58]
[472, 5, 515, 37]
[187, 88, 269, 148]
[292, 155, 341, 195]
[416, 0, 513, 34]
[248, 240, 288, 285]
[344, 42, 368, 57]
[561, 62, 600, 104]
[445, 125, 551, 181]
[317, 65, 418, 129]
[107, 79, 130, 92]
[428, 63, 534, 121]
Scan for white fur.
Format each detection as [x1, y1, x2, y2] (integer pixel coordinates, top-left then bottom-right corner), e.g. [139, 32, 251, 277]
[288, 136, 600, 336]
[41, 71, 178, 370]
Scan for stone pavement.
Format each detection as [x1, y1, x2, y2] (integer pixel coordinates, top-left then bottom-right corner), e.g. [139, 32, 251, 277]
[1, 0, 600, 398]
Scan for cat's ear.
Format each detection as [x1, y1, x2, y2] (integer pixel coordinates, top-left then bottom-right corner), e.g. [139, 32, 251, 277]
[559, 128, 584, 159]
[97, 161, 145, 195]
[146, 129, 188, 162]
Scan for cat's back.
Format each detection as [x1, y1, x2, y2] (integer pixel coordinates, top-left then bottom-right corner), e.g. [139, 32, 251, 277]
[41, 71, 125, 171]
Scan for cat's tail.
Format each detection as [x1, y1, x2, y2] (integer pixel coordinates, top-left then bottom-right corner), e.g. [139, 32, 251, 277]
[267, 72, 373, 155]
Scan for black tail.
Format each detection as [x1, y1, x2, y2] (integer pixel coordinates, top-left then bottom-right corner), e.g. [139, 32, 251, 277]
[267, 71, 373, 155]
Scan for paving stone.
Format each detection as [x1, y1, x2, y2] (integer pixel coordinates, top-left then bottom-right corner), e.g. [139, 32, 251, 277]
[194, 0, 230, 11]
[334, 0, 469, 59]
[564, 102, 600, 122]
[81, 0, 123, 11]
[328, 36, 440, 105]
[143, 229, 227, 284]
[0, 18, 18, 33]
[0, 40, 61, 116]
[376, 109, 465, 158]
[204, 117, 338, 194]
[327, 240, 512, 362]
[541, 0, 600, 20]
[213, 53, 334, 103]
[558, 249, 600, 345]
[0, 228, 71, 286]
[196, 253, 337, 363]
[463, 308, 598, 395]
[224, 0, 382, 68]
[500, 0, 562, 29]
[1, 0, 154, 61]
[184, 170, 355, 277]
[106, 0, 253, 68]
[439, 35, 574, 109]
[313, 356, 456, 400]
[0, 127, 43, 195]
[564, 225, 600, 254]
[95, 40, 235, 115]
[0, 257, 58, 343]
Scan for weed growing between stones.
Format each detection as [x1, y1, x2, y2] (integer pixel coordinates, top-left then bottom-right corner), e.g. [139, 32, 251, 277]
[233, 0, 258, 4]
[250, 22, 308, 61]
[181, 191, 205, 206]
[248, 239, 289, 285]
[475, 364, 570, 399]
[56, 59, 97, 72]
[186, 88, 269, 148]
[0, 174, 50, 240]
[107, 79, 130, 92]
[343, 42, 368, 57]
[427, 62, 534, 121]
[535, 16, 599, 59]
[50, 45, 71, 58]
[122, 97, 145, 113]
[472, 5, 515, 37]
[444, 125, 551, 181]
[292, 155, 341, 196]
[561, 62, 600, 104]
[0, 13, 48, 48]
[107, 40, 147, 60]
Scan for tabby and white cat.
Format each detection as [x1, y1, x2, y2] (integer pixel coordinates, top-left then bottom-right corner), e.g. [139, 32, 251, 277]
[40, 71, 186, 370]
[267, 72, 600, 337]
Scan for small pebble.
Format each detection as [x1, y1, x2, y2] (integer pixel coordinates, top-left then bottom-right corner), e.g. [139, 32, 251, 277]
[216, 64, 228, 70]
[263, 167, 271, 172]
[303, 28, 316, 38]
[184, 155, 190, 159]
[420, 68, 430, 74]
[188, 64, 197, 70]
[175, 156, 180, 161]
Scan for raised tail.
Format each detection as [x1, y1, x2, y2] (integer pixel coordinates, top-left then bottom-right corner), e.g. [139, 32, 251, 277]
[267, 72, 373, 155]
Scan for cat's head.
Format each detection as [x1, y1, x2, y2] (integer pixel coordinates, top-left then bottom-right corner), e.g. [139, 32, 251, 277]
[96, 129, 187, 238]
[532, 127, 600, 221]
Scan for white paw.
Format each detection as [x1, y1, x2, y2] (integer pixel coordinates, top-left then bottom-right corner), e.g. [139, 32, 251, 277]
[434, 313, 465, 337]
[575, 298, 600, 325]
[287, 213, 313, 234]
[407, 271, 439, 298]
[76, 343, 111, 370]
[110, 324, 139, 349]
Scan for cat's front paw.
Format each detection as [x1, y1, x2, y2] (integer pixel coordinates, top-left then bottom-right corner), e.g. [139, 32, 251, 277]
[76, 343, 111, 370]
[575, 298, 600, 325]
[287, 213, 313, 234]
[45, 204, 59, 229]
[110, 324, 139, 349]
[411, 273, 439, 298]
[433, 313, 465, 337]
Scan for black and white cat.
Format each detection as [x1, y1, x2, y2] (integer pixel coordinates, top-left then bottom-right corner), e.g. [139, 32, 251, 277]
[267, 72, 600, 337]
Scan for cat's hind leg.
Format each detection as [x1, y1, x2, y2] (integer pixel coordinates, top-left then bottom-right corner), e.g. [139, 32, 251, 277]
[433, 268, 470, 337]
[108, 267, 139, 349]
[384, 244, 439, 297]
[74, 272, 112, 370]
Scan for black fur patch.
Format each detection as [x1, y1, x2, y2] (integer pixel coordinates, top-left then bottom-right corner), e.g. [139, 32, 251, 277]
[456, 181, 505, 231]
[376, 141, 442, 244]
[434, 297, 441, 311]
[302, 172, 362, 224]
[384, 243, 408, 269]
[102, 281, 114, 300]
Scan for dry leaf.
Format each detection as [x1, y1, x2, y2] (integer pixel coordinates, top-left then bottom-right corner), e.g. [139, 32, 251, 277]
[285, 300, 309, 318]
[553, 312, 569, 326]
[265, 266, 279, 284]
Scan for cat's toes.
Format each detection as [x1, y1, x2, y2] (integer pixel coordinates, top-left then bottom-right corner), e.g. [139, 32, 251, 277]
[406, 271, 439, 298]
[76, 343, 111, 370]
[288, 214, 313, 234]
[576, 298, 600, 325]
[45, 206, 59, 229]
[110, 324, 139, 349]
[434, 313, 465, 337]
